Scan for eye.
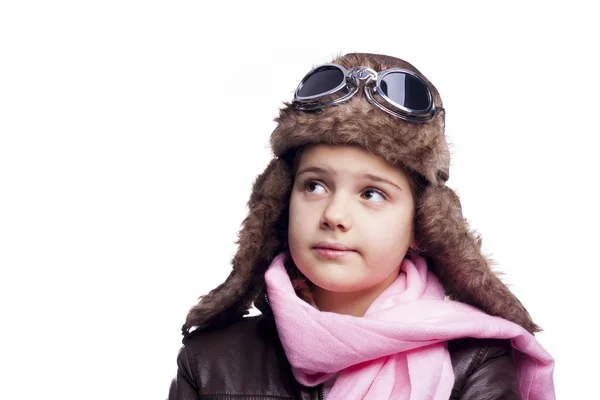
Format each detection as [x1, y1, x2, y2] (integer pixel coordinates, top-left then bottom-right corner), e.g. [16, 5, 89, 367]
[304, 180, 326, 194]
[362, 189, 386, 202]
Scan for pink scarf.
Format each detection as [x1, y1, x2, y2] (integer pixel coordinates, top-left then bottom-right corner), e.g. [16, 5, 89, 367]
[264, 252, 555, 400]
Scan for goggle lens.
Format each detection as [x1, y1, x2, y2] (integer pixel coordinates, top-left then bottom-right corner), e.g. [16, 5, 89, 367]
[296, 66, 345, 98]
[379, 72, 431, 111]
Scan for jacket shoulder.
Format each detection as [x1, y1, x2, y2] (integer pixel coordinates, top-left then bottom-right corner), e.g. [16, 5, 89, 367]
[448, 338, 520, 400]
[172, 316, 299, 399]
[183, 315, 271, 355]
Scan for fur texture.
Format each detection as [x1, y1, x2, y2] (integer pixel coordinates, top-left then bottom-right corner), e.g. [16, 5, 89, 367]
[182, 53, 539, 339]
[272, 53, 450, 187]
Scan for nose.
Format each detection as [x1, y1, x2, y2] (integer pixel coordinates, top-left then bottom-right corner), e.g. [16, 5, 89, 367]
[320, 194, 352, 232]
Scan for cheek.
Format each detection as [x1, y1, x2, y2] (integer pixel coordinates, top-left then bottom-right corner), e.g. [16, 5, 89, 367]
[363, 211, 413, 256]
[288, 193, 309, 245]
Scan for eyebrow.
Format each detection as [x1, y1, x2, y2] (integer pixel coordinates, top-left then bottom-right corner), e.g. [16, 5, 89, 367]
[296, 166, 403, 191]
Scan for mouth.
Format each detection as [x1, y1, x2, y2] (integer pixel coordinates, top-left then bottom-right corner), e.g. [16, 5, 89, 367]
[312, 242, 357, 259]
[313, 241, 355, 251]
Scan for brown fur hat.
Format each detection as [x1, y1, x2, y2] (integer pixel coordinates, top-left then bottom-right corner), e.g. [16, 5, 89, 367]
[182, 53, 539, 339]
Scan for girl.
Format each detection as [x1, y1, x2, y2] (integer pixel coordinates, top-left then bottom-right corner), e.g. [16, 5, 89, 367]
[168, 53, 555, 399]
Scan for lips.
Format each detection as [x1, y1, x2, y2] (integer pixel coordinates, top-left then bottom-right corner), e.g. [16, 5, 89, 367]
[313, 242, 356, 252]
[313, 243, 357, 260]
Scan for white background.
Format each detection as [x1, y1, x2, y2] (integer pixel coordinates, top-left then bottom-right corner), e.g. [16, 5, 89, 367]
[1, 1, 598, 399]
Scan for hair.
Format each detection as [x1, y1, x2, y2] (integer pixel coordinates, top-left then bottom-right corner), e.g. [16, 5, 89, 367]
[281, 144, 428, 304]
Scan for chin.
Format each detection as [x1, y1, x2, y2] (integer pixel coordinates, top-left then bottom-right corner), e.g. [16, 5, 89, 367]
[314, 280, 366, 293]
[306, 266, 367, 293]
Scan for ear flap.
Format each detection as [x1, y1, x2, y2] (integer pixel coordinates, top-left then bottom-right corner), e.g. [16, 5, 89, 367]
[182, 157, 292, 338]
[415, 185, 540, 334]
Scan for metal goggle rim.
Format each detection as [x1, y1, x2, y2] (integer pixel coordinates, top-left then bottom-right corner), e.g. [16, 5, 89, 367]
[292, 63, 438, 123]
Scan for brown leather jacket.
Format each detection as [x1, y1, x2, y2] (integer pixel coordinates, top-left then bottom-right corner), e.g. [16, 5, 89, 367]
[168, 292, 520, 400]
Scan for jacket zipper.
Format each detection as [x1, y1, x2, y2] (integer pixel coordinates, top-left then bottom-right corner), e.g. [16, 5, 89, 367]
[317, 383, 324, 400]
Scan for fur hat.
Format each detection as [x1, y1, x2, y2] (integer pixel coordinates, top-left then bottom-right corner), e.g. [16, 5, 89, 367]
[182, 53, 539, 338]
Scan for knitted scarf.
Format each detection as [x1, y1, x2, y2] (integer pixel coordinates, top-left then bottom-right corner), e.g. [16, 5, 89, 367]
[264, 252, 555, 399]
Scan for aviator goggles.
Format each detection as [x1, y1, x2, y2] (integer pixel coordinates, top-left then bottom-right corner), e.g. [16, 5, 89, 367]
[291, 64, 441, 123]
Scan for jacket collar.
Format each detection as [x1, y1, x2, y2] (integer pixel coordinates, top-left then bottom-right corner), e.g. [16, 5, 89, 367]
[254, 289, 276, 326]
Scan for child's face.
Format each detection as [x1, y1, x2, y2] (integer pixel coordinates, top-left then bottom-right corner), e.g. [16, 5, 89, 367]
[288, 144, 416, 297]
